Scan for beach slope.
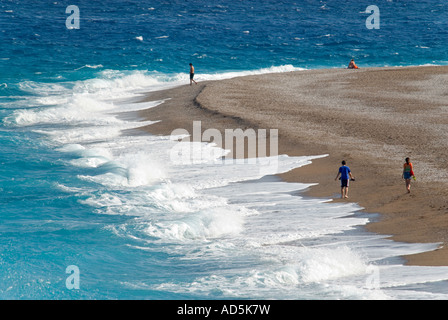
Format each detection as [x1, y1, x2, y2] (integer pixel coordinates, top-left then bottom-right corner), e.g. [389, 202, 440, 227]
[137, 66, 448, 266]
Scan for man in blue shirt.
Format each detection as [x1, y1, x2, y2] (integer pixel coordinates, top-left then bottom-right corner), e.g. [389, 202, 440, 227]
[335, 160, 355, 199]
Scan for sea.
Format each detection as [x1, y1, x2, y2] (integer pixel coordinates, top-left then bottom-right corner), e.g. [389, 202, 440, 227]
[0, 0, 447, 300]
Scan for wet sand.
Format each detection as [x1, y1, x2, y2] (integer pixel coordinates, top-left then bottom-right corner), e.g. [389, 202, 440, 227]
[135, 66, 448, 266]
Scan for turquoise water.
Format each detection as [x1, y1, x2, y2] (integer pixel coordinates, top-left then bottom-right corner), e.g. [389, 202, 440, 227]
[1, 0, 448, 299]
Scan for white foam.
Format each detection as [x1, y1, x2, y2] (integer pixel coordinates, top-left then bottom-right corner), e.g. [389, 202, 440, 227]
[145, 206, 246, 241]
[5, 95, 121, 127]
[197, 64, 305, 81]
[297, 246, 368, 283]
[5, 65, 305, 128]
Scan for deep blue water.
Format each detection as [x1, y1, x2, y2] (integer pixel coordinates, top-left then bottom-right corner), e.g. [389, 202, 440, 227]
[0, 0, 447, 300]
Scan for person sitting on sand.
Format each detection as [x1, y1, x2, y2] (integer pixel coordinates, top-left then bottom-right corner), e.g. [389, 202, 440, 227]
[335, 160, 355, 199]
[402, 157, 415, 193]
[189, 63, 197, 85]
[347, 59, 359, 69]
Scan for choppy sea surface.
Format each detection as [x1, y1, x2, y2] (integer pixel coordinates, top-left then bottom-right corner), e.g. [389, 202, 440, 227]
[0, 0, 447, 299]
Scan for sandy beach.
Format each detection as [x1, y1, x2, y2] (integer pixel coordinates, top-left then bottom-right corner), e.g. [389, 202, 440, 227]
[135, 66, 448, 266]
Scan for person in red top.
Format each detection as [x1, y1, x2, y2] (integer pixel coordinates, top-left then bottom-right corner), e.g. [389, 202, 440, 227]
[402, 157, 415, 193]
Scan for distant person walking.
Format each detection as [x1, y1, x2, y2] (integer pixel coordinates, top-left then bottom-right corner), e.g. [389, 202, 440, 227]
[189, 63, 197, 85]
[335, 160, 355, 199]
[402, 157, 415, 193]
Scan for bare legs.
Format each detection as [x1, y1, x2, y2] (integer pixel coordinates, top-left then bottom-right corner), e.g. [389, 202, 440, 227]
[341, 186, 349, 199]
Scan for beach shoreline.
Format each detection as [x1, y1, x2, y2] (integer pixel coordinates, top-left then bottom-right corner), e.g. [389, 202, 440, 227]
[133, 65, 448, 266]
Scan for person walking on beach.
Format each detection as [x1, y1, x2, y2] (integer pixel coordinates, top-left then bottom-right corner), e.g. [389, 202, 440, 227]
[335, 160, 355, 199]
[402, 157, 415, 193]
[189, 63, 197, 85]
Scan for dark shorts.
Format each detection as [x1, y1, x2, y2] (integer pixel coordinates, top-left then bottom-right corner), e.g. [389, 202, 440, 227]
[403, 172, 411, 180]
[190, 73, 194, 80]
[341, 179, 349, 187]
